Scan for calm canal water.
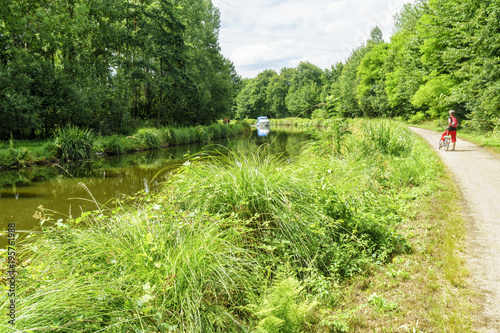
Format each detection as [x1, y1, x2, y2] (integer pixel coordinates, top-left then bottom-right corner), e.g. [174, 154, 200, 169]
[0, 128, 309, 247]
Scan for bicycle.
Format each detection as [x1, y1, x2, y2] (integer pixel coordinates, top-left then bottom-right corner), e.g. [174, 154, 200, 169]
[439, 127, 452, 151]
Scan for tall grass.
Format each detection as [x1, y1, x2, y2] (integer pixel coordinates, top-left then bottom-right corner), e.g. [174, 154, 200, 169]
[4, 201, 259, 332]
[167, 149, 334, 271]
[1, 122, 248, 167]
[0, 119, 452, 331]
[135, 127, 164, 148]
[54, 125, 95, 161]
[165, 142, 412, 280]
[360, 120, 413, 157]
[169, 127, 193, 145]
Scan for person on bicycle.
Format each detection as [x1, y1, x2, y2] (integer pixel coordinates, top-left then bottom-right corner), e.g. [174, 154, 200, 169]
[440, 110, 458, 150]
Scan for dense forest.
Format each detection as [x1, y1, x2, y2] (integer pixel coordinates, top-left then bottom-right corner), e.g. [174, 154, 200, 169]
[0, 0, 238, 140]
[1, 0, 499, 140]
[234, 0, 500, 134]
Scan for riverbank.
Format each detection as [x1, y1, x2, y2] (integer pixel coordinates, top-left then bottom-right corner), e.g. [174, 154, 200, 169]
[0, 122, 250, 169]
[0, 119, 473, 331]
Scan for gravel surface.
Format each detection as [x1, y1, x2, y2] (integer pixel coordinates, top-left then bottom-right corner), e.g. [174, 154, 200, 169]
[410, 127, 500, 332]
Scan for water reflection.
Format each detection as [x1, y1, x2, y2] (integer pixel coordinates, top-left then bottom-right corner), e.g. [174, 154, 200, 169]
[0, 128, 309, 246]
[257, 127, 269, 137]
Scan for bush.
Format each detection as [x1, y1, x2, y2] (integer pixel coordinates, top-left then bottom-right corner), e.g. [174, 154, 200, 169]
[54, 125, 95, 162]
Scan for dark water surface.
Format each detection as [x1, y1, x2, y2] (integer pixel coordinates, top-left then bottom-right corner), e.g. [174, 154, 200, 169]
[0, 128, 309, 247]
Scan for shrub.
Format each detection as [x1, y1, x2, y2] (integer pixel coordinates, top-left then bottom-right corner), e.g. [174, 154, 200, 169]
[54, 125, 96, 161]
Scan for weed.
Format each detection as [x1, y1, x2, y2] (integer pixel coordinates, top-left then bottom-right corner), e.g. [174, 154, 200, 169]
[368, 293, 399, 313]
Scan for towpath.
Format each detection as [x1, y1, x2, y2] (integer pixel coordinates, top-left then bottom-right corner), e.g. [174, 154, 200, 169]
[409, 127, 500, 332]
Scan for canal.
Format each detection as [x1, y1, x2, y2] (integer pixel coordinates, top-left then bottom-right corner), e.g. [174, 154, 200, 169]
[0, 128, 309, 247]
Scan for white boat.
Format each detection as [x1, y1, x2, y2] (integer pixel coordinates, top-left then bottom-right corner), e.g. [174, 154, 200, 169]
[256, 116, 270, 127]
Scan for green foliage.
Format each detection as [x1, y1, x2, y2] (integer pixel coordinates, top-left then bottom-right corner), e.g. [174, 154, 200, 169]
[135, 128, 164, 149]
[0, 146, 28, 167]
[285, 62, 325, 118]
[266, 69, 293, 118]
[169, 127, 193, 145]
[356, 43, 391, 117]
[99, 135, 127, 155]
[309, 118, 350, 156]
[54, 125, 95, 161]
[5, 202, 258, 332]
[248, 265, 316, 333]
[360, 120, 413, 157]
[336, 45, 370, 118]
[235, 63, 326, 120]
[411, 73, 457, 118]
[0, 0, 236, 139]
[0, 119, 444, 331]
[236, 70, 277, 119]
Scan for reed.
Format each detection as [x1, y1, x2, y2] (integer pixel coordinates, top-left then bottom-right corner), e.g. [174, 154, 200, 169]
[4, 201, 260, 332]
[135, 127, 164, 148]
[54, 125, 95, 161]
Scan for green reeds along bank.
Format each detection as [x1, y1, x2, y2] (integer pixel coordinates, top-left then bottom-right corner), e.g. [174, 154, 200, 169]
[54, 125, 96, 162]
[0, 122, 248, 167]
[0, 119, 443, 331]
[3, 203, 261, 332]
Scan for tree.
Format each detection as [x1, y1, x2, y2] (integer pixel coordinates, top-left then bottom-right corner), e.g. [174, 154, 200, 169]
[235, 70, 276, 119]
[0, 0, 237, 139]
[385, 0, 428, 119]
[266, 68, 293, 118]
[356, 43, 391, 117]
[336, 45, 370, 117]
[285, 62, 324, 117]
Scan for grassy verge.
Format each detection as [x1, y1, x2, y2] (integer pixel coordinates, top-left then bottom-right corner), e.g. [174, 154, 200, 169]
[0, 122, 249, 168]
[323, 165, 473, 332]
[0, 119, 474, 332]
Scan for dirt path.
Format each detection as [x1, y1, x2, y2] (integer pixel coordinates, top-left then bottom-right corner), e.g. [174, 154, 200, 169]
[409, 127, 500, 332]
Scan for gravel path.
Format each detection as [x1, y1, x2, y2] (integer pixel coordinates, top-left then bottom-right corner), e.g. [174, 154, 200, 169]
[409, 127, 500, 332]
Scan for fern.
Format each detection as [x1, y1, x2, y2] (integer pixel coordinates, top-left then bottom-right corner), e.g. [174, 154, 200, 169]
[249, 265, 316, 333]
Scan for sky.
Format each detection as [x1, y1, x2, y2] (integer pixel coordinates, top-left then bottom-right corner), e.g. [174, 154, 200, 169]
[211, 0, 415, 78]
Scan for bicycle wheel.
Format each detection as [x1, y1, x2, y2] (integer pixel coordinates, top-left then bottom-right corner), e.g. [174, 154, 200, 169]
[444, 138, 450, 151]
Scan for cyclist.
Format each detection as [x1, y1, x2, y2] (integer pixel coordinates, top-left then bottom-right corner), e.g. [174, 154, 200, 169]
[439, 110, 458, 150]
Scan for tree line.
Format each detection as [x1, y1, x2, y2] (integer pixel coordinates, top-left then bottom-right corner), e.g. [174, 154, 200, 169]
[234, 0, 500, 133]
[0, 0, 238, 140]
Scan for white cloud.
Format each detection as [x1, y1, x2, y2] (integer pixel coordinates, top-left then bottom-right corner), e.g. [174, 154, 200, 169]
[213, 0, 415, 78]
